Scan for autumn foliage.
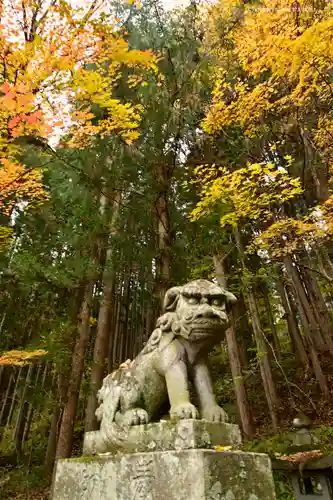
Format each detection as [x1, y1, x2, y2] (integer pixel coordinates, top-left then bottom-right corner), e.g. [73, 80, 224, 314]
[195, 0, 333, 259]
[0, 0, 156, 238]
[0, 349, 48, 366]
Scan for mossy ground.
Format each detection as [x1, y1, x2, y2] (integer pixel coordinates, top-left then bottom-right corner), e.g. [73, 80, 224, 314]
[0, 464, 50, 500]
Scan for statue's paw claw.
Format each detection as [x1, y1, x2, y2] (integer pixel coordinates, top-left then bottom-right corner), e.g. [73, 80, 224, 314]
[201, 405, 228, 423]
[123, 408, 148, 426]
[170, 403, 199, 420]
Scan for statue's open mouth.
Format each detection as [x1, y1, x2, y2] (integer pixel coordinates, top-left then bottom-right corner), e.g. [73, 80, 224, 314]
[190, 322, 224, 335]
[187, 317, 227, 339]
[190, 317, 226, 327]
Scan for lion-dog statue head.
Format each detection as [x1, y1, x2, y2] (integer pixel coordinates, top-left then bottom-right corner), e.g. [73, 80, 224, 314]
[142, 279, 237, 354]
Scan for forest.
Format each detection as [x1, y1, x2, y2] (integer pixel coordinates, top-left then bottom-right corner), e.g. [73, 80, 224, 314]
[1, 0, 333, 497]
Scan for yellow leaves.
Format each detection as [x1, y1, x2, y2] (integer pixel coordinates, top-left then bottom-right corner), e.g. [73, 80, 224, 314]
[191, 162, 303, 231]
[204, 0, 333, 137]
[190, 159, 327, 259]
[203, 72, 274, 136]
[0, 226, 14, 251]
[0, 349, 48, 366]
[0, 85, 35, 116]
[74, 70, 108, 98]
[0, 0, 158, 224]
[67, 100, 143, 148]
[314, 113, 333, 163]
[246, 193, 333, 258]
[250, 219, 317, 258]
[127, 74, 147, 88]
[0, 0, 157, 141]
[126, 0, 142, 8]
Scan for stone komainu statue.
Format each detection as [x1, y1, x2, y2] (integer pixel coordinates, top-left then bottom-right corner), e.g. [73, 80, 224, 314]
[87, 279, 236, 454]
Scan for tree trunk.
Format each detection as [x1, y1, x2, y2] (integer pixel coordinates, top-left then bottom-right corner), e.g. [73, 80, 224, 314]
[0, 367, 15, 432]
[226, 313, 255, 438]
[283, 263, 329, 396]
[0, 366, 5, 404]
[247, 290, 279, 431]
[284, 256, 327, 352]
[6, 366, 23, 428]
[113, 285, 123, 367]
[110, 291, 121, 371]
[300, 261, 333, 354]
[124, 286, 134, 360]
[45, 370, 61, 473]
[55, 280, 94, 460]
[107, 287, 117, 373]
[117, 272, 131, 363]
[144, 261, 157, 342]
[233, 295, 253, 369]
[23, 363, 44, 444]
[85, 193, 120, 432]
[14, 364, 35, 454]
[261, 284, 281, 359]
[299, 126, 328, 202]
[152, 163, 172, 309]
[234, 228, 279, 431]
[138, 281, 146, 355]
[122, 273, 132, 360]
[145, 302, 155, 340]
[45, 406, 61, 473]
[213, 254, 254, 438]
[276, 278, 308, 366]
[319, 247, 333, 281]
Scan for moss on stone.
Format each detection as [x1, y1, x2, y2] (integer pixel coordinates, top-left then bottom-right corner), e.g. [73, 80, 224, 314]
[70, 455, 105, 463]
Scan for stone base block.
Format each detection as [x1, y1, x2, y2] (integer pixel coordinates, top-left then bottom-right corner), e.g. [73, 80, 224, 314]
[83, 420, 241, 455]
[53, 449, 276, 499]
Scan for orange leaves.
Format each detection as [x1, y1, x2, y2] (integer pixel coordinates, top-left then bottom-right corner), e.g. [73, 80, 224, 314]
[0, 79, 46, 143]
[0, 0, 157, 150]
[1, 82, 11, 94]
[6, 111, 45, 139]
[7, 117, 21, 129]
[0, 159, 47, 216]
[0, 0, 157, 238]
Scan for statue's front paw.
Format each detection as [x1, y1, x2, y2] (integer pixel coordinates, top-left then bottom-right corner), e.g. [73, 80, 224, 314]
[201, 405, 229, 423]
[170, 403, 199, 420]
[122, 408, 148, 426]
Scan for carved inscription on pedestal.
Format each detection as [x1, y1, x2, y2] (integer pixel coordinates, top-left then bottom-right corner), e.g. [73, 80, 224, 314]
[131, 456, 154, 500]
[80, 466, 101, 499]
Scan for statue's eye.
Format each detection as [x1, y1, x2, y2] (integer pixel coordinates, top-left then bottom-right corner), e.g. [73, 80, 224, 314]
[212, 298, 223, 307]
[188, 296, 199, 305]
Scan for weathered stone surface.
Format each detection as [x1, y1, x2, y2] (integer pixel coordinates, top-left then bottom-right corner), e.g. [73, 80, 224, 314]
[291, 427, 318, 447]
[83, 420, 241, 456]
[53, 449, 276, 500]
[91, 280, 237, 455]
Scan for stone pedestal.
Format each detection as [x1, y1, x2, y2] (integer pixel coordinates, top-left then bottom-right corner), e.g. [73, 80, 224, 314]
[53, 421, 276, 500]
[53, 449, 276, 499]
[83, 419, 242, 455]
